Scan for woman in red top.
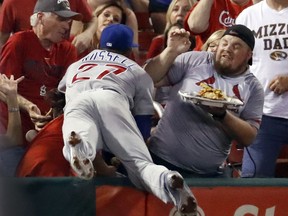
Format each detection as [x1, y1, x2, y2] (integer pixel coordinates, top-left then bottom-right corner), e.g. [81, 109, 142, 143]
[184, 0, 253, 50]
[147, 0, 196, 59]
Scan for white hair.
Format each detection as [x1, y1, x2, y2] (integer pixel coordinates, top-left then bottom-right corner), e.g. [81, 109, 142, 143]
[30, 12, 52, 27]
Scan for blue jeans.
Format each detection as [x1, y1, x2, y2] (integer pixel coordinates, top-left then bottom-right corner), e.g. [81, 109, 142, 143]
[241, 115, 288, 177]
[0, 146, 25, 177]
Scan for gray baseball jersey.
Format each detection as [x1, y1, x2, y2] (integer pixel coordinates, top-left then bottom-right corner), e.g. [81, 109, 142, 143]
[58, 50, 183, 204]
[58, 49, 156, 171]
[149, 51, 264, 175]
[58, 49, 154, 116]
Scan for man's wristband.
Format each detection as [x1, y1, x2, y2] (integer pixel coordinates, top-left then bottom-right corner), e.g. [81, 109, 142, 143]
[8, 107, 20, 112]
[213, 110, 227, 121]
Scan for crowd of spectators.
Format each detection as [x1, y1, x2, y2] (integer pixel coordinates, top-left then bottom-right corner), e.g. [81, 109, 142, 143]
[0, 0, 288, 214]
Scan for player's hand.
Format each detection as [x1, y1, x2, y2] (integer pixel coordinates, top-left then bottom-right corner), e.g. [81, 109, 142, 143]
[269, 75, 288, 95]
[166, 28, 191, 55]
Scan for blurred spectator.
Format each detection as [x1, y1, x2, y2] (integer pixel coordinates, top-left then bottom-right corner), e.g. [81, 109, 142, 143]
[184, 0, 253, 51]
[0, 0, 95, 54]
[74, 0, 139, 60]
[0, 74, 24, 176]
[0, 74, 24, 148]
[236, 0, 288, 177]
[87, 0, 145, 10]
[16, 115, 72, 177]
[165, 0, 196, 31]
[0, 0, 79, 149]
[127, 0, 149, 12]
[148, 0, 172, 34]
[147, 0, 196, 59]
[201, 29, 225, 52]
[74, 2, 128, 60]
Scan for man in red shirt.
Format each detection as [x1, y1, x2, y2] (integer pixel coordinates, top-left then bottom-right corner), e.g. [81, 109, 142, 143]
[0, 0, 80, 150]
[0, 0, 95, 53]
[184, 0, 253, 51]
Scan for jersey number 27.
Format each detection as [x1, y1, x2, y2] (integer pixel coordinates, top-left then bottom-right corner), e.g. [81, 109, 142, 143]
[72, 63, 127, 84]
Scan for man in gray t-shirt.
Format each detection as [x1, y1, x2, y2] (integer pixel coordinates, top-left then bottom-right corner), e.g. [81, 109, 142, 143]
[144, 25, 264, 177]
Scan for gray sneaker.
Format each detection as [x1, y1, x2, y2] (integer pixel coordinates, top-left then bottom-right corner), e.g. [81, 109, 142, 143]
[165, 171, 198, 216]
[68, 131, 94, 180]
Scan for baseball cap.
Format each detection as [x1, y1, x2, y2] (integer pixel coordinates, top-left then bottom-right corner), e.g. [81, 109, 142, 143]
[34, 0, 82, 21]
[222, 24, 255, 65]
[99, 24, 138, 52]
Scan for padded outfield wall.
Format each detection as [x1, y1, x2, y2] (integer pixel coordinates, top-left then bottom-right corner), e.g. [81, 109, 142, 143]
[1, 177, 288, 216]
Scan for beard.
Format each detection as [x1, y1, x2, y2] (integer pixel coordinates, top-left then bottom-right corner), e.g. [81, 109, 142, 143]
[213, 55, 248, 77]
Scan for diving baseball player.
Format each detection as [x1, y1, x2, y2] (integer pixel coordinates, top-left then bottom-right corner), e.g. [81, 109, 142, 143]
[58, 24, 197, 216]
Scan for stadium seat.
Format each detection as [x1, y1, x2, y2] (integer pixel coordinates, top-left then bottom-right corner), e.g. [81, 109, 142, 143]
[275, 145, 288, 177]
[135, 12, 153, 31]
[226, 141, 244, 178]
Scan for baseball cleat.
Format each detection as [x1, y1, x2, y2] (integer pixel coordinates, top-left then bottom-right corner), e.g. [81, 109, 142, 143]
[68, 131, 94, 180]
[166, 171, 198, 216]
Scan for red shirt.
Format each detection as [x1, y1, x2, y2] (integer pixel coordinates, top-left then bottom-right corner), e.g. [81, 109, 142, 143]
[146, 35, 165, 59]
[16, 115, 73, 177]
[0, 0, 92, 33]
[0, 30, 77, 144]
[184, 0, 253, 51]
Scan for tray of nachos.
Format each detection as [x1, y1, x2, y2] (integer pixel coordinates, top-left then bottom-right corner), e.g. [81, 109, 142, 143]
[179, 82, 244, 109]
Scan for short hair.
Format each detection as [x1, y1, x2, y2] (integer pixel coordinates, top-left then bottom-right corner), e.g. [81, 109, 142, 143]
[30, 12, 52, 27]
[30, 13, 38, 26]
